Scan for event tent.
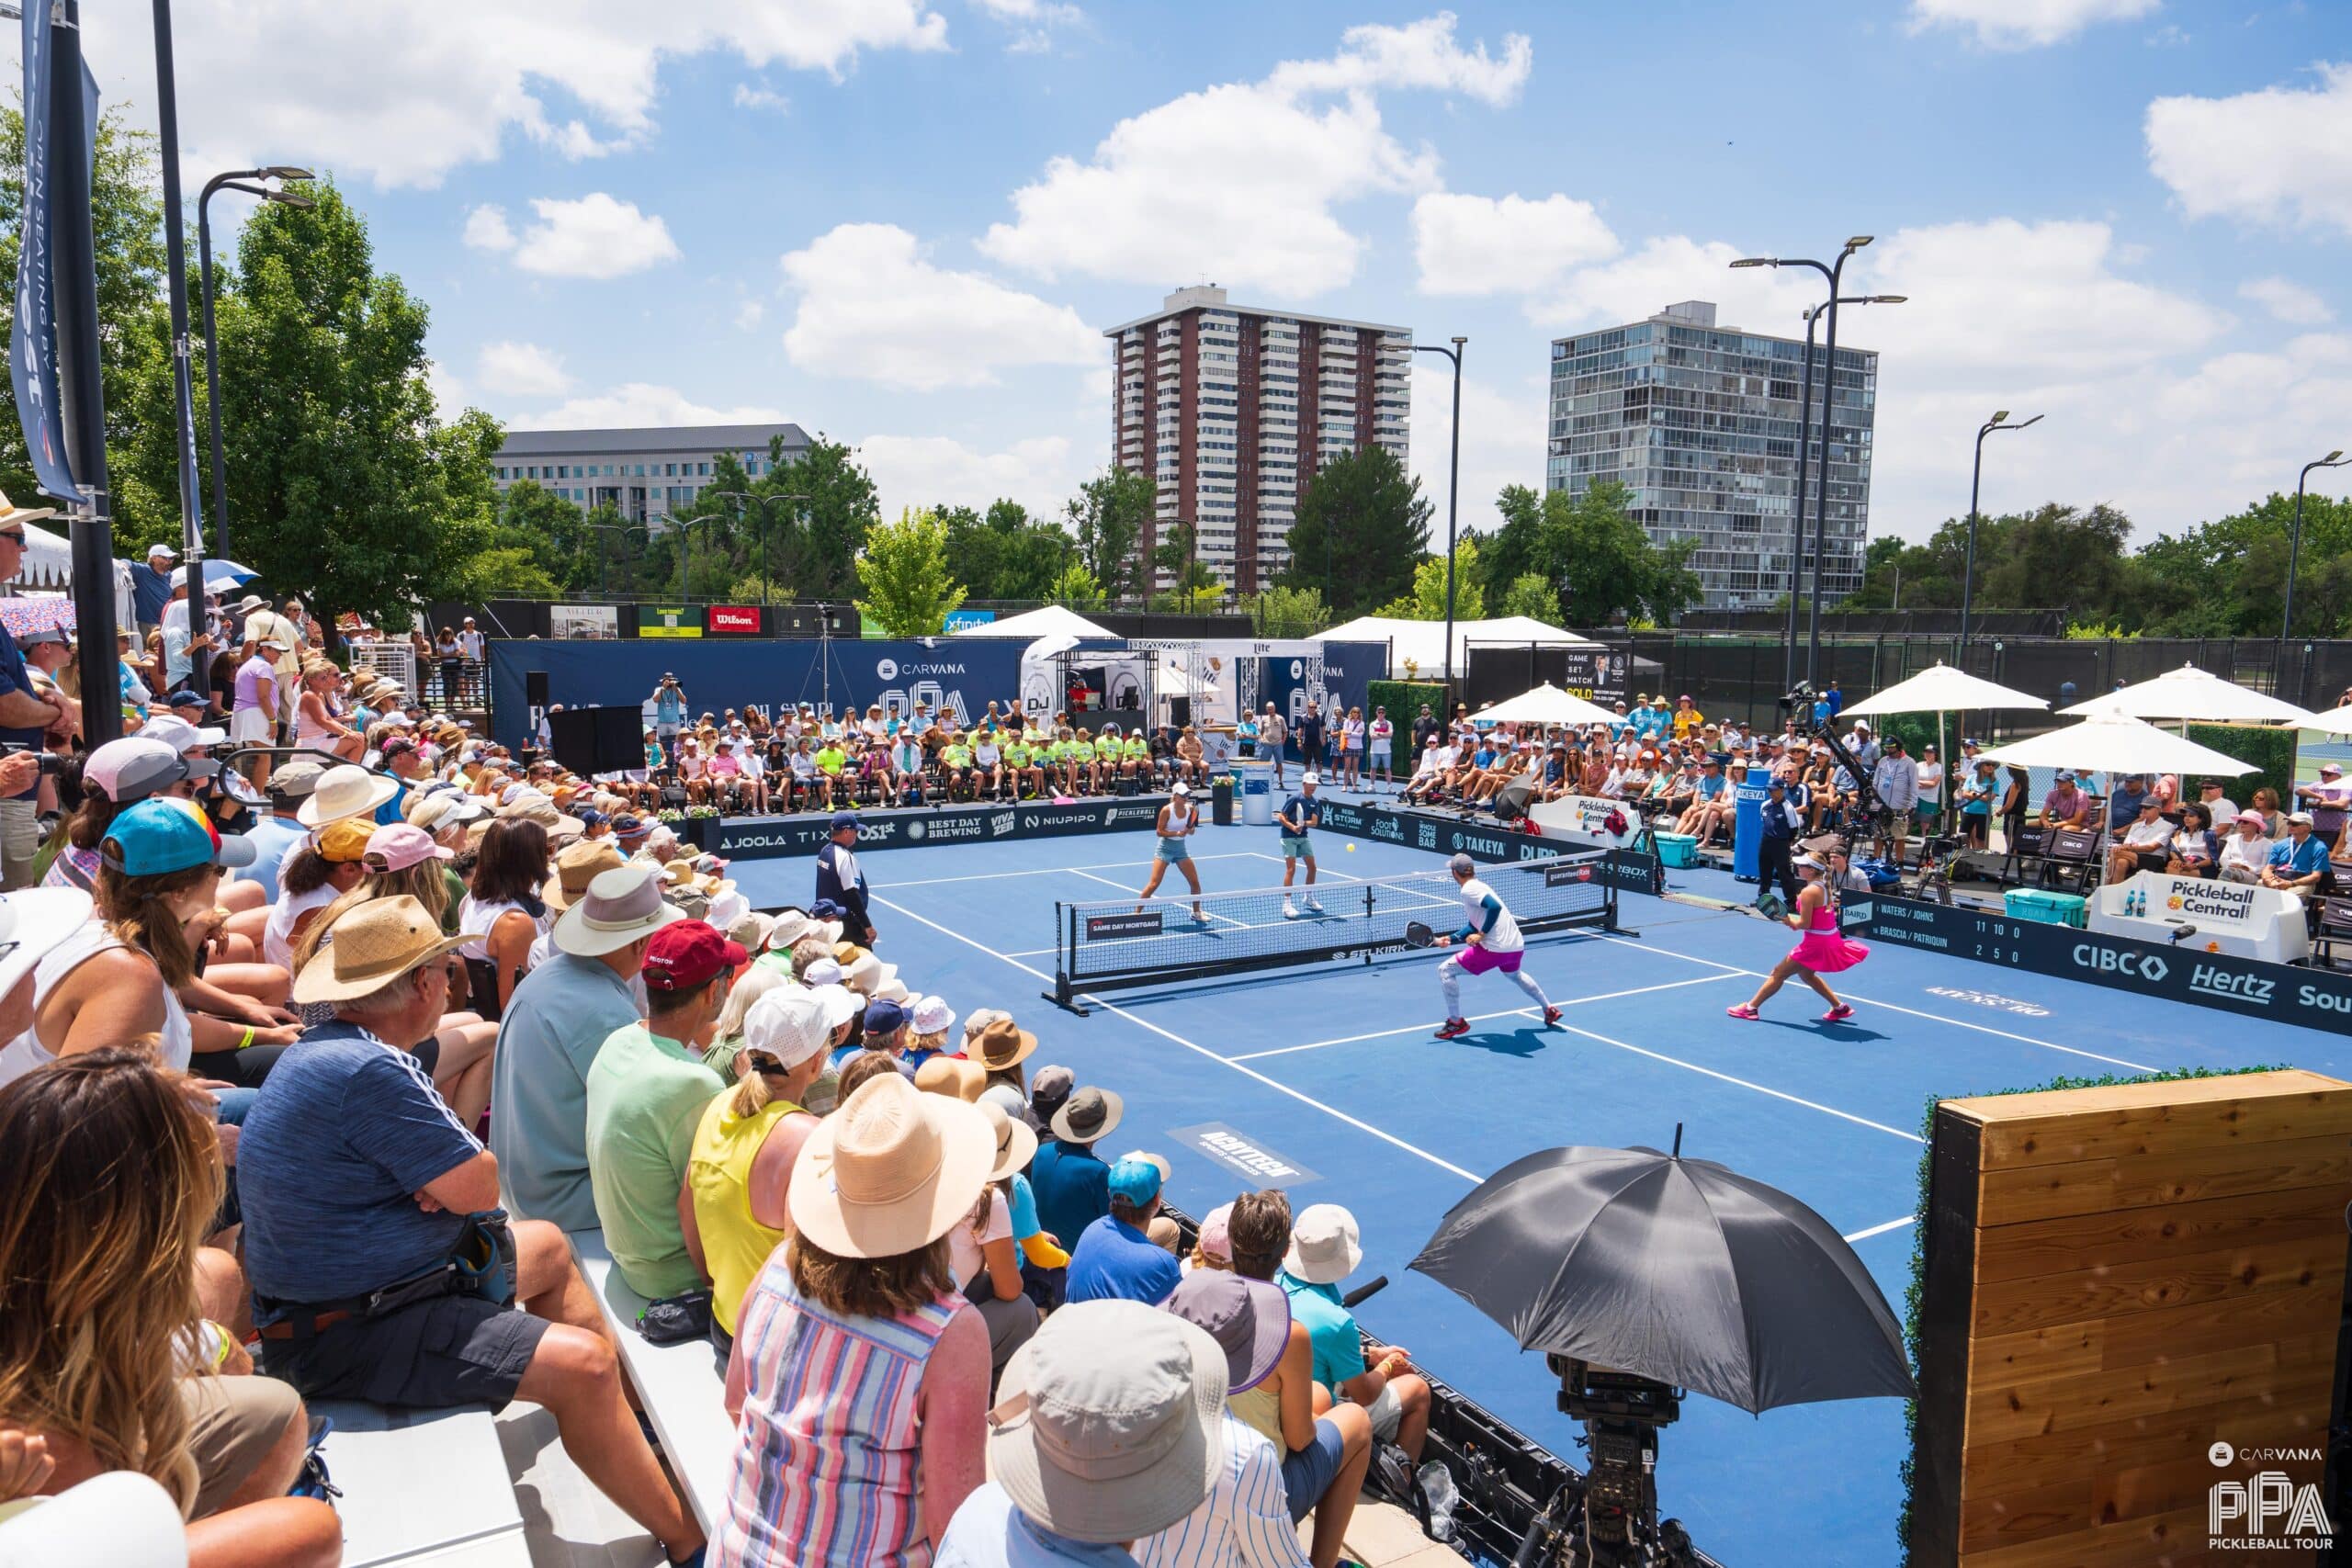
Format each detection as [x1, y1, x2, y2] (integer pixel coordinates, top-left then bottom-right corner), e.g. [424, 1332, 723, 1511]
[1470, 682, 1619, 728]
[1315, 615, 1589, 679]
[951, 604, 1115, 640]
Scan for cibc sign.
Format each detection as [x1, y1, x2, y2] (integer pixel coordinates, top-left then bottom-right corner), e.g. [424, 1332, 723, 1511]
[706, 604, 763, 636]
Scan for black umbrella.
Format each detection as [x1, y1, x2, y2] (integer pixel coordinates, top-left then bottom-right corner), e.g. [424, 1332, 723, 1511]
[1408, 1130, 1914, 1413]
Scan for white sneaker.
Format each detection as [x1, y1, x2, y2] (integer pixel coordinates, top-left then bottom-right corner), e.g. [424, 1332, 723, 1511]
[1304, 897, 1325, 914]
[1283, 899, 1299, 919]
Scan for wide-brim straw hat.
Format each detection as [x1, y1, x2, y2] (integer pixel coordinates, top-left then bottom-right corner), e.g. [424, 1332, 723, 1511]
[542, 839, 625, 912]
[553, 864, 686, 958]
[971, 1016, 1038, 1073]
[989, 1301, 1227, 1545]
[297, 764, 400, 828]
[913, 1055, 986, 1102]
[789, 1072, 996, 1259]
[291, 894, 468, 1006]
[979, 1099, 1037, 1181]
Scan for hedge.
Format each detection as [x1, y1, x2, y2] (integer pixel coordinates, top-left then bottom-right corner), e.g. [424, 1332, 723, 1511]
[1894, 1062, 2290, 1562]
[2185, 723, 2297, 810]
[1368, 680, 1446, 725]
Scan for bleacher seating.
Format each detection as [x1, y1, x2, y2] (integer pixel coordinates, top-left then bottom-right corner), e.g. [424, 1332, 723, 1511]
[565, 1229, 738, 1535]
[311, 1402, 528, 1567]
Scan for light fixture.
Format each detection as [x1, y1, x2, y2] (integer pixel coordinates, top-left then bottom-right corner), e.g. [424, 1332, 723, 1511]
[1728, 257, 1775, 269]
[1845, 235, 1874, 249]
[1991, 410, 2010, 423]
[264, 165, 315, 182]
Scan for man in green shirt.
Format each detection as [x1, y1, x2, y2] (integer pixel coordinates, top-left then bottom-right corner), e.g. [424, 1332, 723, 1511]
[1093, 725, 1125, 792]
[1122, 729, 1152, 786]
[1002, 735, 1038, 798]
[812, 738, 848, 808]
[584, 919, 741, 1300]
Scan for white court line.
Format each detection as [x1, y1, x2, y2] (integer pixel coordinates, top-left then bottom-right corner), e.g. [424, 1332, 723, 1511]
[1590, 932, 2159, 1075]
[1226, 974, 1740, 1062]
[1544, 1015, 1928, 1144]
[1842, 1215, 1917, 1244]
[869, 893, 1482, 1182]
[883, 852, 1264, 889]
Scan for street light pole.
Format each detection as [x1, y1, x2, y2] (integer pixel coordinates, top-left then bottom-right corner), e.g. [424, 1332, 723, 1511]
[198, 167, 312, 560]
[2282, 449, 2349, 691]
[1412, 336, 1466, 695]
[1961, 411, 2044, 660]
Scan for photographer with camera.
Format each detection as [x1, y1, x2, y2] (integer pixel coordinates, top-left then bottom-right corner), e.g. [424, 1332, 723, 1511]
[650, 673, 686, 767]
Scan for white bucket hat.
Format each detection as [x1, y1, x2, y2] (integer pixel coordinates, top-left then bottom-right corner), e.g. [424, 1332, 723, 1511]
[297, 763, 400, 828]
[988, 1301, 1227, 1544]
[910, 994, 956, 1036]
[770, 908, 845, 949]
[1282, 1202, 1363, 1285]
[552, 864, 685, 958]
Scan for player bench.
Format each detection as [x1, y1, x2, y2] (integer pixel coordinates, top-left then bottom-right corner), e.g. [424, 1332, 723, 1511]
[565, 1229, 738, 1534]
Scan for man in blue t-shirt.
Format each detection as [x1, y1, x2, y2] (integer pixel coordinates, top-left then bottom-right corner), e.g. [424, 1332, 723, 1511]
[1278, 773, 1324, 919]
[237, 894, 700, 1559]
[2264, 814, 2333, 899]
[1032, 1086, 1119, 1248]
[649, 673, 686, 764]
[1064, 1155, 1182, 1305]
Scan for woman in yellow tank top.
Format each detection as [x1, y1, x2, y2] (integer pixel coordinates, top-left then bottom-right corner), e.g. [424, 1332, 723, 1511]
[683, 991, 831, 1337]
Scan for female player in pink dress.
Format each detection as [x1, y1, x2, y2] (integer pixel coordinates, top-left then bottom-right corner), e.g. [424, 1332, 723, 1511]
[1727, 853, 1868, 1022]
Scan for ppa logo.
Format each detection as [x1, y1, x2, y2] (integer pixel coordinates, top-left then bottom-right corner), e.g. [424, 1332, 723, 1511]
[2211, 1464, 2333, 1549]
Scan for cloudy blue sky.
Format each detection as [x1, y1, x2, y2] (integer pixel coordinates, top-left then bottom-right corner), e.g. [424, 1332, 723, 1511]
[70, 0, 2352, 544]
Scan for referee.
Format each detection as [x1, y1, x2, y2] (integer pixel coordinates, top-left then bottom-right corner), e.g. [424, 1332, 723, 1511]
[1280, 771, 1325, 919]
[816, 811, 876, 945]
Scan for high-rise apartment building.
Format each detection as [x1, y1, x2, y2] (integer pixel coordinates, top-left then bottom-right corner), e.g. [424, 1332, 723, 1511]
[1546, 301, 1875, 611]
[1105, 287, 1410, 595]
[492, 423, 811, 528]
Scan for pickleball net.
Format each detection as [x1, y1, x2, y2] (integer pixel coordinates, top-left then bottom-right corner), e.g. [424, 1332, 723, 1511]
[1048, 848, 1616, 1007]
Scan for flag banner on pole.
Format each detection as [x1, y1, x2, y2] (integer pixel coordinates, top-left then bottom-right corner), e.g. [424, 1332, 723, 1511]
[12, 0, 77, 500]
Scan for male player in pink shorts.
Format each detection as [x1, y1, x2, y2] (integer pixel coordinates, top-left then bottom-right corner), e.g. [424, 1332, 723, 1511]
[1430, 852, 1562, 1040]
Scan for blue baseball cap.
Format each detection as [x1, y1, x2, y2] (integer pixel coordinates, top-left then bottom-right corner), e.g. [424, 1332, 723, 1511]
[163, 687, 207, 709]
[611, 813, 647, 838]
[811, 897, 850, 921]
[1107, 1154, 1166, 1206]
[576, 808, 608, 828]
[99, 798, 257, 876]
[863, 998, 907, 1036]
[830, 811, 861, 833]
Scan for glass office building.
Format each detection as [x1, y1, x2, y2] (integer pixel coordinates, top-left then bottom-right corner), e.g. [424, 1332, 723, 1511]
[1546, 301, 1874, 611]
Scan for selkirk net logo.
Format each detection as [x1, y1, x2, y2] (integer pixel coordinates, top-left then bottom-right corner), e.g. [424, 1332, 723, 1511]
[2209, 1443, 2333, 1549]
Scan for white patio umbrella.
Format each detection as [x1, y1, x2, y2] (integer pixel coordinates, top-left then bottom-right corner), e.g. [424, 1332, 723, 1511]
[2300, 703, 2352, 738]
[1838, 661, 2047, 718]
[2059, 662, 2313, 727]
[1976, 706, 2257, 777]
[1470, 682, 1619, 728]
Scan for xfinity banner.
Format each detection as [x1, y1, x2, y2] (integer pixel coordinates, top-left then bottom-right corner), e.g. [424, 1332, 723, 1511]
[718, 795, 1170, 861]
[1313, 798, 1663, 897]
[487, 637, 1027, 751]
[1846, 889, 2352, 1032]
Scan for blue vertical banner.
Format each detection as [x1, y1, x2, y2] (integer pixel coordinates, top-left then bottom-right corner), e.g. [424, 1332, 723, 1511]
[12, 0, 77, 500]
[1732, 777, 1770, 880]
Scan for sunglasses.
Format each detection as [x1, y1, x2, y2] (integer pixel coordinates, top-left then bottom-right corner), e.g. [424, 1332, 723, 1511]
[0, 531, 23, 546]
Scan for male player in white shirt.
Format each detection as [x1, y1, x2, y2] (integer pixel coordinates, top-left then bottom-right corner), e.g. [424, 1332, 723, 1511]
[1429, 853, 1561, 1040]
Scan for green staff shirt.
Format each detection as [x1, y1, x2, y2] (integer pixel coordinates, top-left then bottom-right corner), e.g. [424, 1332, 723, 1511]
[814, 746, 847, 776]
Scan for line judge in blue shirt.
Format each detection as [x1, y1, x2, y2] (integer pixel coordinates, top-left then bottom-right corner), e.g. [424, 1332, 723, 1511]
[1277, 773, 1324, 920]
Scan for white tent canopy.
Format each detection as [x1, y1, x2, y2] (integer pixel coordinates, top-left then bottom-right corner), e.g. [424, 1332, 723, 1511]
[1470, 682, 1620, 728]
[15, 522, 73, 588]
[951, 604, 1115, 640]
[2300, 703, 2352, 738]
[1314, 615, 1588, 679]
[1977, 707, 2258, 776]
[2059, 663, 2312, 726]
[1838, 661, 2048, 717]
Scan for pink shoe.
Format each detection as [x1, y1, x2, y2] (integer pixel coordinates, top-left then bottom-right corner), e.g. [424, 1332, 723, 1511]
[1820, 1004, 1855, 1022]
[1725, 1004, 1759, 1021]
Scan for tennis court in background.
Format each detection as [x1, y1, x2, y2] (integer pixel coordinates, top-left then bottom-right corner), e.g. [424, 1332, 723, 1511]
[728, 813, 2352, 1568]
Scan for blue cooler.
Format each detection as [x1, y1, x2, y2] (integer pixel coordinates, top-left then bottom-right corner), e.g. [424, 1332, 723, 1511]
[2005, 887, 2088, 928]
[1654, 831, 1700, 868]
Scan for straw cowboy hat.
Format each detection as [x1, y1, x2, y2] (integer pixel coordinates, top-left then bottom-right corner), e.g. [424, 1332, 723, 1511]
[297, 763, 401, 828]
[912, 1055, 986, 1102]
[979, 1099, 1036, 1182]
[291, 895, 469, 1007]
[988, 1302, 1227, 1545]
[553, 863, 685, 959]
[970, 1016, 1038, 1074]
[542, 839, 625, 913]
[0, 491, 58, 528]
[788, 1071, 995, 1259]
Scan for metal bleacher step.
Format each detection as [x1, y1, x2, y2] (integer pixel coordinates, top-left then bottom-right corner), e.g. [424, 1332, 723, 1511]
[312, 1401, 528, 1568]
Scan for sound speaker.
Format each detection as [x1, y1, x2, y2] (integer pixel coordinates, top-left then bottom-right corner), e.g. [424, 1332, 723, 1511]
[548, 705, 644, 776]
[526, 670, 550, 709]
[1490, 775, 1540, 822]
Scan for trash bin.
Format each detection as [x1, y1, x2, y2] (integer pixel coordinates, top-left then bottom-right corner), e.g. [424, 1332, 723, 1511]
[1211, 777, 1235, 826]
[1234, 759, 1274, 827]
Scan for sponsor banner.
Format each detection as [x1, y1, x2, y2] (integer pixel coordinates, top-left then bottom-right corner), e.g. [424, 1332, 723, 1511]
[1086, 911, 1165, 942]
[550, 604, 618, 640]
[716, 795, 1171, 861]
[2090, 871, 2309, 964]
[1527, 792, 1639, 850]
[706, 604, 763, 636]
[1846, 889, 2352, 1032]
[638, 605, 702, 638]
[1169, 1122, 1322, 1187]
[1557, 645, 1632, 707]
[942, 609, 997, 631]
[1314, 797, 1663, 897]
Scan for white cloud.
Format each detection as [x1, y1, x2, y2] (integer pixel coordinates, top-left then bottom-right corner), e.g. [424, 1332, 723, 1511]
[425, 360, 468, 419]
[1410, 362, 1548, 538]
[80, 2, 949, 190]
[462, 205, 516, 253]
[1907, 0, 2157, 49]
[1412, 192, 1619, 297]
[735, 300, 768, 332]
[971, 0, 1082, 52]
[2147, 63, 2352, 237]
[1526, 235, 1820, 333]
[858, 434, 1084, 521]
[780, 223, 1100, 390]
[509, 195, 682, 280]
[504, 384, 788, 431]
[979, 13, 1529, 297]
[733, 84, 790, 113]
[2240, 276, 2335, 326]
[475, 341, 573, 398]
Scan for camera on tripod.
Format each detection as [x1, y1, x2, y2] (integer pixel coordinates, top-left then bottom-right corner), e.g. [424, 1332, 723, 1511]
[1775, 680, 1818, 716]
[1514, 1357, 1712, 1568]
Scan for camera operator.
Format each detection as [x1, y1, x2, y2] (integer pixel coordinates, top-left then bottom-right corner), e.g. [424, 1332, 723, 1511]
[650, 672, 686, 766]
[1870, 738, 1917, 866]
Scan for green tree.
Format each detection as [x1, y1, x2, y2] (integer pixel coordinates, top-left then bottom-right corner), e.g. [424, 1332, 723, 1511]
[0, 107, 169, 525]
[1498, 572, 1557, 621]
[1048, 557, 1103, 609]
[1152, 520, 1220, 605]
[1378, 536, 1483, 620]
[1065, 467, 1154, 600]
[1245, 585, 1330, 637]
[1280, 447, 1430, 615]
[855, 507, 967, 637]
[118, 181, 505, 631]
[755, 436, 880, 602]
[1485, 480, 1699, 625]
[942, 498, 1070, 602]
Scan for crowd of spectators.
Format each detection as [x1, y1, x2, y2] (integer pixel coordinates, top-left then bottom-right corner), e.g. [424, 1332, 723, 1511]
[0, 656, 1435, 1567]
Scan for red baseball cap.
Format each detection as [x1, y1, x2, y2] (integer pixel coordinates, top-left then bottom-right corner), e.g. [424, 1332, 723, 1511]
[640, 919, 746, 992]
